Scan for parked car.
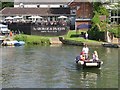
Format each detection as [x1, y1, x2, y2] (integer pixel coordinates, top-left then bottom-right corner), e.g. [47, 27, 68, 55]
[0, 24, 10, 35]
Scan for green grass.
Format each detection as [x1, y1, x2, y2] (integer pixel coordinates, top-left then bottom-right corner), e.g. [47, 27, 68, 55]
[64, 30, 104, 44]
[14, 34, 50, 45]
[64, 30, 87, 38]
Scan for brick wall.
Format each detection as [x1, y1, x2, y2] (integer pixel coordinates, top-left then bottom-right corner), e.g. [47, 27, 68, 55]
[76, 2, 93, 18]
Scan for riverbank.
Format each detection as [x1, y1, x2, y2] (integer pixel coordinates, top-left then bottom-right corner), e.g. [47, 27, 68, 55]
[61, 30, 120, 48]
[12, 30, 105, 46]
[59, 37, 103, 46]
[62, 30, 104, 46]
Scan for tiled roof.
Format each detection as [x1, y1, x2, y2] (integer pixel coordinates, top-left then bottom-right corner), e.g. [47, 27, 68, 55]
[1, 7, 70, 16]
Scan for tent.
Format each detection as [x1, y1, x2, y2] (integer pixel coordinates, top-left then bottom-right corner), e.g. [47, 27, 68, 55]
[13, 16, 23, 19]
[58, 15, 67, 19]
[28, 16, 42, 19]
[5, 16, 14, 20]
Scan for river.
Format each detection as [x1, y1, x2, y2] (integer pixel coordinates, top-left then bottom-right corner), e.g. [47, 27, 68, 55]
[0, 45, 119, 88]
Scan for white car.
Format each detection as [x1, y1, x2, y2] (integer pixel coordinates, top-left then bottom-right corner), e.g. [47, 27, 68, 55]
[0, 24, 10, 34]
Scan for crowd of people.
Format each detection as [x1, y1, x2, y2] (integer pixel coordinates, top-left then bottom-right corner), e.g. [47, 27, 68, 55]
[79, 44, 99, 61]
[34, 20, 70, 27]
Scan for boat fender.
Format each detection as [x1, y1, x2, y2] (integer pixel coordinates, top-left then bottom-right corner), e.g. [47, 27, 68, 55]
[78, 61, 84, 65]
[101, 61, 103, 65]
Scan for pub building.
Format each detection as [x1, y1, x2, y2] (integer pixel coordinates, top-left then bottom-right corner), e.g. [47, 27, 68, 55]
[0, 0, 93, 36]
[68, 0, 93, 30]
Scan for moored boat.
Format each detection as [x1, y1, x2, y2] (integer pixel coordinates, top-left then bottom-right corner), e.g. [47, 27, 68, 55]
[2, 38, 25, 46]
[0, 36, 5, 45]
[102, 43, 120, 48]
[14, 41, 25, 46]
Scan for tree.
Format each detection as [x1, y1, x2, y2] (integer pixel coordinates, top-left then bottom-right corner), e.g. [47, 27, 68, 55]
[1, 2, 14, 9]
[93, 2, 109, 17]
[92, 12, 101, 24]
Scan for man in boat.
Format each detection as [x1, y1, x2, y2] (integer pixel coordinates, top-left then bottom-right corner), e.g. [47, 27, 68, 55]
[82, 44, 89, 60]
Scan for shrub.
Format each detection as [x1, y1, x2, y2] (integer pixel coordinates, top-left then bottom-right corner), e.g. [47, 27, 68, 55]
[14, 35, 27, 41]
[88, 24, 105, 41]
[108, 26, 119, 38]
[14, 34, 50, 45]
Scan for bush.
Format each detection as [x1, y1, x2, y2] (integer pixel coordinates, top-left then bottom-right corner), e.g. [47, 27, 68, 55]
[88, 24, 105, 41]
[14, 35, 27, 41]
[14, 34, 50, 45]
[108, 26, 119, 38]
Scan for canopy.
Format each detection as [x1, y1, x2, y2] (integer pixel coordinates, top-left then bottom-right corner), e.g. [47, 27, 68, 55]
[13, 16, 23, 19]
[58, 15, 67, 19]
[5, 16, 14, 20]
[77, 24, 91, 29]
[28, 16, 42, 19]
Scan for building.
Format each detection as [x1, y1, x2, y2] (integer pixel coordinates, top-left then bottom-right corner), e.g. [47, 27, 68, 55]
[0, 0, 71, 22]
[103, 2, 119, 24]
[14, 0, 71, 8]
[68, 0, 93, 30]
[0, 0, 94, 31]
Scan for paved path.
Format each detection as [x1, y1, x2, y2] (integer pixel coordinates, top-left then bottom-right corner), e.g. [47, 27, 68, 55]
[112, 37, 119, 44]
[50, 37, 62, 44]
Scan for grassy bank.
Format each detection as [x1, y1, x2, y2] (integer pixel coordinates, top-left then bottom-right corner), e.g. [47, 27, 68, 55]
[14, 34, 50, 45]
[63, 30, 104, 45]
[13, 30, 104, 46]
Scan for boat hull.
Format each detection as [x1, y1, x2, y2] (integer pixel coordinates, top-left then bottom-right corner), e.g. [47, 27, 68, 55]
[75, 57, 103, 68]
[78, 61, 102, 68]
[2, 40, 25, 46]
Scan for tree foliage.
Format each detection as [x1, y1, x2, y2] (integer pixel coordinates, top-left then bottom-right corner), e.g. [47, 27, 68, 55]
[93, 2, 109, 17]
[91, 12, 101, 24]
[1, 2, 14, 9]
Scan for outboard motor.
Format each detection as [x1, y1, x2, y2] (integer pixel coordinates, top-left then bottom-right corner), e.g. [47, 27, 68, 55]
[75, 56, 80, 63]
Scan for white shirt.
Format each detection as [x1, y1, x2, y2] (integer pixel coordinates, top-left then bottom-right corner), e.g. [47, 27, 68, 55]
[82, 47, 89, 54]
[92, 54, 99, 60]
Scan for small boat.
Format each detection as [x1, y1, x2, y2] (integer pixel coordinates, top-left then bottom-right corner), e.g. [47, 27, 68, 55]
[75, 56, 103, 68]
[0, 39, 4, 45]
[102, 43, 120, 48]
[0, 36, 5, 45]
[2, 38, 25, 46]
[14, 41, 25, 46]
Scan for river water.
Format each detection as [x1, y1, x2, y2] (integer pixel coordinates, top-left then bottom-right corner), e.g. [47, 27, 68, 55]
[0, 45, 119, 88]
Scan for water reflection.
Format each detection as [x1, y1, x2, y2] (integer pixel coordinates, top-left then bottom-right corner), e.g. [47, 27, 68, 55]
[70, 65, 101, 88]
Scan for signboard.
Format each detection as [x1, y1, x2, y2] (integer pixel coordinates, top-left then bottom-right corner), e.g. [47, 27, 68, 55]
[31, 26, 69, 36]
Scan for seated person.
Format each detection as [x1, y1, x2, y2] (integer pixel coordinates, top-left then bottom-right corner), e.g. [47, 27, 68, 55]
[92, 51, 99, 61]
[80, 51, 85, 61]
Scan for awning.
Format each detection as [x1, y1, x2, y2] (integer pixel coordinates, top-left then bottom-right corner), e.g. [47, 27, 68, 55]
[77, 24, 91, 29]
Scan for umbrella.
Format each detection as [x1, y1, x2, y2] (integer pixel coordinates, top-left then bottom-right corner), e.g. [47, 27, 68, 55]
[28, 16, 42, 19]
[58, 15, 67, 19]
[13, 16, 23, 19]
[5, 16, 14, 20]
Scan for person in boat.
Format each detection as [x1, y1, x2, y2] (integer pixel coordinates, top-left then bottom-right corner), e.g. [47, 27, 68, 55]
[80, 51, 85, 61]
[92, 51, 99, 61]
[82, 44, 89, 60]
